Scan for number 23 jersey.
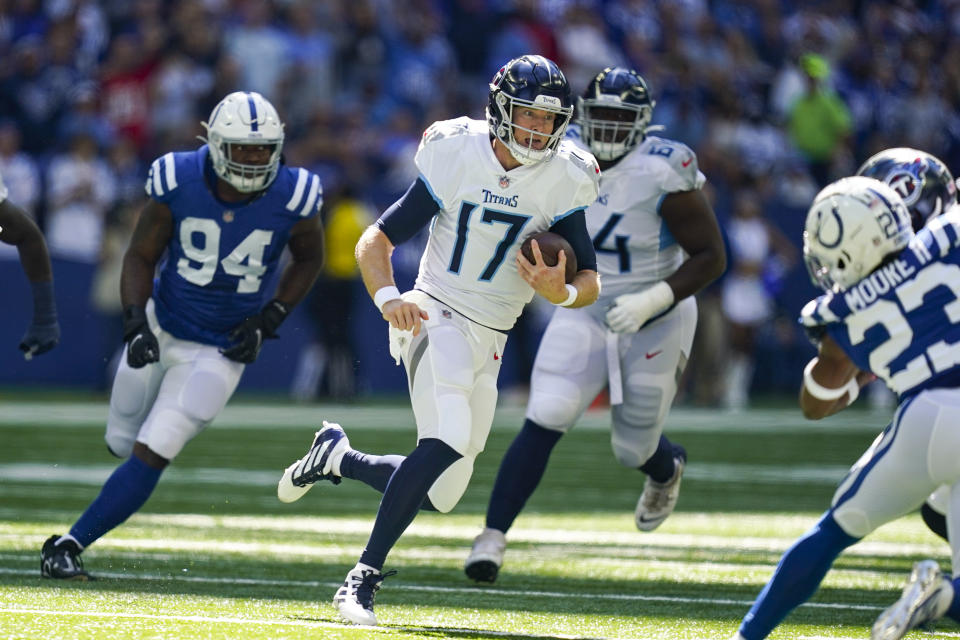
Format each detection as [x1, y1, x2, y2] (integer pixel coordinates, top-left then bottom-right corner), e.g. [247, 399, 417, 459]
[414, 117, 599, 331]
[145, 145, 322, 347]
[801, 211, 960, 399]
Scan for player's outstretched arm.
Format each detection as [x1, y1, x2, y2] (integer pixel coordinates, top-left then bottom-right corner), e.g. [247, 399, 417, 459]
[120, 200, 172, 368]
[0, 199, 59, 358]
[355, 224, 428, 336]
[800, 335, 864, 420]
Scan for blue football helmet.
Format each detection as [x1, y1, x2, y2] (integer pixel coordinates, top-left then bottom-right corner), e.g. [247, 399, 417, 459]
[487, 55, 573, 165]
[201, 91, 285, 193]
[856, 147, 957, 231]
[578, 67, 656, 162]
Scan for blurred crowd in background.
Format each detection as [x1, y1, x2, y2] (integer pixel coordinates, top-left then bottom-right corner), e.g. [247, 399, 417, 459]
[2, 0, 959, 407]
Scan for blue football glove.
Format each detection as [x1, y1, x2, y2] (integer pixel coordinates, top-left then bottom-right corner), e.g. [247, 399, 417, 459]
[123, 305, 159, 368]
[20, 280, 59, 359]
[19, 320, 60, 359]
[220, 299, 289, 364]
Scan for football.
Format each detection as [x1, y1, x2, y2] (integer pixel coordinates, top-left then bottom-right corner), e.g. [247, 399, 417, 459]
[520, 232, 577, 283]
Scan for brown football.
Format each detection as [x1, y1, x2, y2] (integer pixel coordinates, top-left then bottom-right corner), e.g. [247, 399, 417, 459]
[520, 232, 577, 283]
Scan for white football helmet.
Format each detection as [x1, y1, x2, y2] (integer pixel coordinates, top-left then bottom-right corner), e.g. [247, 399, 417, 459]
[803, 176, 913, 292]
[201, 91, 284, 193]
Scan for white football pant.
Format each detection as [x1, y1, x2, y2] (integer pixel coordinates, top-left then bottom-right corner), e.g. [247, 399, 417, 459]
[526, 297, 696, 467]
[829, 388, 960, 575]
[389, 290, 506, 513]
[105, 299, 245, 460]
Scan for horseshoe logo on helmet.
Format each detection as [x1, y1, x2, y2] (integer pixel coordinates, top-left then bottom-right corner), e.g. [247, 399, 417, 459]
[816, 205, 844, 249]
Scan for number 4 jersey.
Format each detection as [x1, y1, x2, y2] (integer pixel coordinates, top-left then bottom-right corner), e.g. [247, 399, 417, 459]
[145, 145, 322, 347]
[414, 117, 599, 331]
[801, 210, 960, 399]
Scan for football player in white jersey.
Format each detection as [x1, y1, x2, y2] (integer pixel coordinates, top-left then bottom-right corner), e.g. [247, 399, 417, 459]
[0, 169, 59, 357]
[464, 67, 726, 583]
[276, 55, 601, 625]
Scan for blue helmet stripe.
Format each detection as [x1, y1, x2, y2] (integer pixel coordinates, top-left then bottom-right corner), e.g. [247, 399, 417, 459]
[246, 93, 259, 132]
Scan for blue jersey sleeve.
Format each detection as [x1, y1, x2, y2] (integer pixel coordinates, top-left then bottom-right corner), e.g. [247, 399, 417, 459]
[144, 152, 186, 204]
[377, 178, 441, 245]
[549, 209, 597, 272]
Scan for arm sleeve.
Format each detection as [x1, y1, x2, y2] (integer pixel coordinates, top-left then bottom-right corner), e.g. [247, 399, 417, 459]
[549, 210, 597, 272]
[376, 177, 442, 246]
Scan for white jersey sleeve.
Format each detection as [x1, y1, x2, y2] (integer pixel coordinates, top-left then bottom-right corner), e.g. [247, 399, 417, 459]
[410, 118, 599, 331]
[0, 169, 7, 204]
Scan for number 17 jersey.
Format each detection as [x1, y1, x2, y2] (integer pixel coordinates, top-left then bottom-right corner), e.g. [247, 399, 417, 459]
[413, 117, 599, 331]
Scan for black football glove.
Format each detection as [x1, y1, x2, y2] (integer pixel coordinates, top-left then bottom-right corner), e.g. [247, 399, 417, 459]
[20, 279, 59, 359]
[220, 299, 289, 364]
[123, 305, 160, 368]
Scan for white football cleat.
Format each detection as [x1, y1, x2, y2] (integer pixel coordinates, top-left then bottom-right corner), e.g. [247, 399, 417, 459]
[872, 560, 952, 640]
[464, 527, 506, 583]
[277, 421, 350, 503]
[635, 449, 686, 531]
[333, 564, 397, 626]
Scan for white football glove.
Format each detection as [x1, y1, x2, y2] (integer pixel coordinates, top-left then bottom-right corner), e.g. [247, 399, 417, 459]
[605, 281, 675, 333]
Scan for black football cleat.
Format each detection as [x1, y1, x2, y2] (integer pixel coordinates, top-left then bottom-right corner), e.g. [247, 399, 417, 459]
[41, 535, 93, 581]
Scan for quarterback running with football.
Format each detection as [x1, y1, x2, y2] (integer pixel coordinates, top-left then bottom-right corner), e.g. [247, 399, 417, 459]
[40, 91, 325, 580]
[464, 66, 725, 583]
[0, 169, 60, 358]
[276, 54, 601, 625]
[732, 176, 960, 640]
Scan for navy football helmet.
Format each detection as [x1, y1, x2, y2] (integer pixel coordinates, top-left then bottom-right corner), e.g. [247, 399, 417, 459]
[856, 147, 957, 231]
[487, 55, 573, 165]
[578, 67, 656, 162]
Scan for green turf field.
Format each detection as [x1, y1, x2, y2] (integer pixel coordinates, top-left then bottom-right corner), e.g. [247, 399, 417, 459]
[1, 400, 956, 639]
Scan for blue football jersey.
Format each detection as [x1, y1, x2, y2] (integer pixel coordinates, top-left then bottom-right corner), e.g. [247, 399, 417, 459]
[801, 212, 960, 399]
[145, 145, 322, 347]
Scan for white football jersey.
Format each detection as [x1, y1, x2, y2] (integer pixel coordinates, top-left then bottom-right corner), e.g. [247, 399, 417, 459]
[414, 117, 600, 331]
[576, 134, 705, 321]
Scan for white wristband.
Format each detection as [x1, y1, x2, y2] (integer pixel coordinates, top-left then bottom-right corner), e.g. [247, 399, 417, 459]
[803, 359, 860, 403]
[374, 285, 401, 312]
[556, 284, 578, 307]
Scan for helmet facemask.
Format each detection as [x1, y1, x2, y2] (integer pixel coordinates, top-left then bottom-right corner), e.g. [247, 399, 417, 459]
[577, 99, 652, 161]
[201, 91, 285, 193]
[490, 92, 573, 165]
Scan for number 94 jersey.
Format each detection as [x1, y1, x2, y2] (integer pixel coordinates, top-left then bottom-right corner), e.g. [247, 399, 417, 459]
[145, 145, 322, 348]
[414, 117, 599, 331]
[801, 211, 960, 399]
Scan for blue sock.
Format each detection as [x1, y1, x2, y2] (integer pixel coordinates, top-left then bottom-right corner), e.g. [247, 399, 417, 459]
[486, 419, 562, 533]
[358, 438, 461, 570]
[739, 512, 858, 640]
[946, 577, 960, 622]
[639, 435, 681, 482]
[70, 455, 163, 548]
[340, 451, 405, 493]
[340, 450, 442, 512]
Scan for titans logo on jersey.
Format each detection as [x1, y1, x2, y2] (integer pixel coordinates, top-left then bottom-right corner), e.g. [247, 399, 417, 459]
[801, 212, 960, 398]
[145, 145, 322, 347]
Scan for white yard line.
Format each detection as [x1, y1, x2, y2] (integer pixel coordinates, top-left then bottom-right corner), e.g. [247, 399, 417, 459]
[0, 567, 879, 611]
[0, 401, 889, 433]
